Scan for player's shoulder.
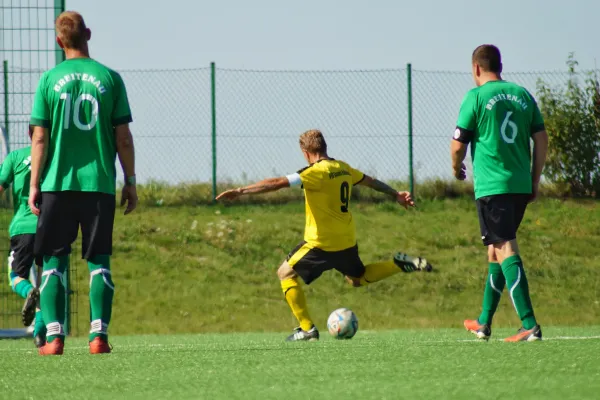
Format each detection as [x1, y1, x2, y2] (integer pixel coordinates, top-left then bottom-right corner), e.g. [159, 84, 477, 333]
[461, 87, 481, 103]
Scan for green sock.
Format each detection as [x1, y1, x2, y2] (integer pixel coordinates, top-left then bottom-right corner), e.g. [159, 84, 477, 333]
[40, 255, 68, 342]
[33, 310, 46, 337]
[501, 255, 537, 330]
[88, 255, 114, 342]
[13, 279, 33, 300]
[478, 262, 505, 326]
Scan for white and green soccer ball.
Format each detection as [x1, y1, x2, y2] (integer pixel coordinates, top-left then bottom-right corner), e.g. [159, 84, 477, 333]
[327, 308, 358, 339]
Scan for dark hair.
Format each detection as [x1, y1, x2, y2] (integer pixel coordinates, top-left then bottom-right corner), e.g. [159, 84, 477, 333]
[472, 44, 502, 73]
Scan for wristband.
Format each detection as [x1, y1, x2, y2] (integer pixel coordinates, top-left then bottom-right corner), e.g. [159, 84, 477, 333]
[125, 175, 136, 186]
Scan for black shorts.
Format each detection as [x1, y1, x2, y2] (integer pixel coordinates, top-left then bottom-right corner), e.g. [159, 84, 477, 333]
[476, 194, 529, 246]
[286, 242, 365, 285]
[9, 234, 41, 279]
[34, 191, 116, 260]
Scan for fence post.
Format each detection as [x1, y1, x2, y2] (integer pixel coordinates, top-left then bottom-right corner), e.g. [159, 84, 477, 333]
[2, 60, 8, 145]
[407, 63, 414, 196]
[54, 0, 65, 63]
[211, 62, 217, 202]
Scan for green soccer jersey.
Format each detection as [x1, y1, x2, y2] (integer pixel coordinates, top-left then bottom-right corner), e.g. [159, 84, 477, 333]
[455, 80, 545, 199]
[30, 58, 132, 195]
[0, 147, 38, 237]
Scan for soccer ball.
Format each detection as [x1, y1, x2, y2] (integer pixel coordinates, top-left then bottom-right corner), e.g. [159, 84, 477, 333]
[327, 308, 358, 339]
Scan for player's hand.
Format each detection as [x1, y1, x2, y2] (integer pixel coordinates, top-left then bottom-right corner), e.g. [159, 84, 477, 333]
[28, 185, 41, 216]
[216, 188, 243, 201]
[396, 191, 415, 209]
[529, 182, 539, 203]
[453, 163, 467, 180]
[121, 184, 138, 215]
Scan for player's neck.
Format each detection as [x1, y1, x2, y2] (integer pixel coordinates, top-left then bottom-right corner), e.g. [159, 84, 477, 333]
[63, 46, 90, 60]
[478, 73, 502, 86]
[309, 153, 330, 164]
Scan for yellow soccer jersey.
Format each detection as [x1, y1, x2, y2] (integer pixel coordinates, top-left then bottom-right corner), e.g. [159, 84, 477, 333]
[288, 159, 365, 251]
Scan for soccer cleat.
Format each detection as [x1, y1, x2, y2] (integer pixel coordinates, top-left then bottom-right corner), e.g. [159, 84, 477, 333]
[21, 288, 39, 327]
[393, 253, 433, 272]
[33, 332, 47, 349]
[464, 319, 492, 340]
[285, 326, 320, 342]
[504, 325, 542, 342]
[38, 338, 64, 356]
[89, 337, 112, 354]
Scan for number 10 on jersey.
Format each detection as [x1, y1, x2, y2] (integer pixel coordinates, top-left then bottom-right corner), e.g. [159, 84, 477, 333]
[60, 93, 99, 131]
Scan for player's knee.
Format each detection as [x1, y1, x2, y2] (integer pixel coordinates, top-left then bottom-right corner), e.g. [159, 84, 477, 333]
[345, 275, 362, 287]
[487, 246, 498, 262]
[277, 262, 296, 281]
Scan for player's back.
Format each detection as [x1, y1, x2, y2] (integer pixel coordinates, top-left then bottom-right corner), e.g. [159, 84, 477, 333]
[32, 58, 131, 194]
[0, 147, 37, 236]
[299, 159, 364, 252]
[466, 81, 544, 198]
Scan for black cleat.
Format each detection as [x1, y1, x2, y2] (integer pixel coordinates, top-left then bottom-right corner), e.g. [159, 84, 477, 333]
[285, 326, 320, 342]
[393, 253, 433, 272]
[21, 288, 39, 327]
[34, 332, 46, 348]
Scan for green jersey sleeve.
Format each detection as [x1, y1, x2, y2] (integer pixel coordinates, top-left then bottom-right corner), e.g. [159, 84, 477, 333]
[454, 90, 477, 143]
[0, 152, 15, 189]
[457, 90, 477, 130]
[111, 72, 133, 126]
[30, 73, 51, 128]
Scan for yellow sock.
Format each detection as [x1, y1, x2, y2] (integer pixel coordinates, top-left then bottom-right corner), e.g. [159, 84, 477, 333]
[359, 260, 401, 285]
[280, 277, 313, 331]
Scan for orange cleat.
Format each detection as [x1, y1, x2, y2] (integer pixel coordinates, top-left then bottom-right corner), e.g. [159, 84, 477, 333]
[38, 338, 64, 356]
[89, 337, 112, 354]
[464, 319, 491, 340]
[504, 325, 542, 342]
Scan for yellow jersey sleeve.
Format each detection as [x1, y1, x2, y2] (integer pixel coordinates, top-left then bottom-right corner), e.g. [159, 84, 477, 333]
[349, 166, 365, 185]
[298, 166, 322, 190]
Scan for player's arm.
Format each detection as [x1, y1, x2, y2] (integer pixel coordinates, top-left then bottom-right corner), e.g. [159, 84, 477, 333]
[530, 129, 548, 202]
[112, 71, 137, 215]
[28, 126, 49, 215]
[28, 73, 51, 215]
[357, 175, 415, 209]
[451, 91, 476, 180]
[529, 95, 548, 202]
[450, 139, 468, 181]
[0, 153, 15, 194]
[216, 177, 290, 201]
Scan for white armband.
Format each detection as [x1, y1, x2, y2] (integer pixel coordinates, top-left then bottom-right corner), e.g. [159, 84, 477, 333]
[286, 173, 302, 187]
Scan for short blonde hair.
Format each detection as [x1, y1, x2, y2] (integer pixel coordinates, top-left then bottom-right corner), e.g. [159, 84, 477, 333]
[56, 11, 88, 50]
[299, 129, 327, 154]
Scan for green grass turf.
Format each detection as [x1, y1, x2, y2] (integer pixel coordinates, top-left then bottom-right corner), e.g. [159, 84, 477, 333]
[1, 198, 599, 334]
[1, 327, 600, 399]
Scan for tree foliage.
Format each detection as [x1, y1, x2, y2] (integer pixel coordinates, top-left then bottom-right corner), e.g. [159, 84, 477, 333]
[537, 54, 600, 197]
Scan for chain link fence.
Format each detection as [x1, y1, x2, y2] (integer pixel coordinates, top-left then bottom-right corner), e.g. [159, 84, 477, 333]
[0, 63, 578, 188]
[123, 66, 573, 186]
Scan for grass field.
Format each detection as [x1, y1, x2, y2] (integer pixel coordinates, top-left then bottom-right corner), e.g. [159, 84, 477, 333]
[2, 327, 600, 399]
[2, 196, 599, 335]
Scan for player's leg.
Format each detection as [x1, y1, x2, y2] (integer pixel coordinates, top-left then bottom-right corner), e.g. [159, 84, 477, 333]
[32, 257, 46, 348]
[9, 237, 34, 299]
[464, 244, 504, 340]
[464, 197, 506, 339]
[346, 250, 432, 287]
[279, 242, 328, 341]
[35, 192, 78, 355]
[8, 235, 40, 326]
[486, 195, 540, 342]
[79, 192, 116, 354]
